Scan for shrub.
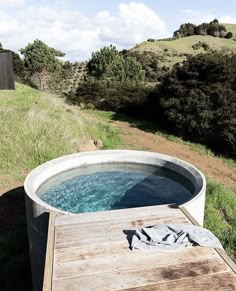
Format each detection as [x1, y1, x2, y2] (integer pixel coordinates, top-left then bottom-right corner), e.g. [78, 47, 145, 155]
[225, 32, 233, 39]
[66, 78, 152, 117]
[156, 51, 236, 157]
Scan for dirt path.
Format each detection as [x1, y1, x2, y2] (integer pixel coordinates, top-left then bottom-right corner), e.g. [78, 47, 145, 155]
[113, 121, 236, 189]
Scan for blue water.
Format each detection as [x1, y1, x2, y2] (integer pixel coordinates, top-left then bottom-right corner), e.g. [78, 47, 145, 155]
[38, 163, 194, 214]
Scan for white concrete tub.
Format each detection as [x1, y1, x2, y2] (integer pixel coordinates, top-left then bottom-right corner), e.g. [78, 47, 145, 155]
[24, 150, 206, 291]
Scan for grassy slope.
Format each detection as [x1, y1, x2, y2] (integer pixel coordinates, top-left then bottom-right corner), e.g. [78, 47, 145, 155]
[0, 84, 122, 291]
[133, 35, 236, 54]
[131, 23, 236, 67]
[0, 84, 122, 190]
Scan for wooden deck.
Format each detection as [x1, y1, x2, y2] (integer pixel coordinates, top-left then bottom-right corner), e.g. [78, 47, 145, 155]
[43, 205, 236, 291]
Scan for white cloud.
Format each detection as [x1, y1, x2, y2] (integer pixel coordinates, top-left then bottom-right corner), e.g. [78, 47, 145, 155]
[0, 1, 169, 61]
[0, 0, 24, 6]
[178, 9, 216, 25]
[219, 16, 236, 24]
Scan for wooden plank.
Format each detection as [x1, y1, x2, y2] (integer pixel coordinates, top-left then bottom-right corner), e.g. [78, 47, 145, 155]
[55, 213, 189, 238]
[54, 241, 132, 263]
[55, 205, 179, 226]
[52, 258, 230, 291]
[50, 206, 236, 291]
[180, 206, 236, 274]
[54, 217, 188, 249]
[55, 208, 189, 249]
[124, 272, 236, 291]
[53, 247, 217, 280]
[43, 211, 56, 291]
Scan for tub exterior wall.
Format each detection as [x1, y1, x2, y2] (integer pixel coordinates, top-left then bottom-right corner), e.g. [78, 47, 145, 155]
[181, 183, 206, 226]
[25, 194, 50, 291]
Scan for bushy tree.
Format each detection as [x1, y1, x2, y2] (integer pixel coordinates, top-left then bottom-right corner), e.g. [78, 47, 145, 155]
[87, 45, 119, 79]
[195, 23, 209, 35]
[20, 39, 73, 91]
[129, 51, 163, 81]
[225, 32, 233, 39]
[174, 23, 196, 37]
[173, 20, 228, 39]
[86, 45, 144, 82]
[12, 51, 26, 81]
[156, 51, 236, 156]
[20, 39, 65, 73]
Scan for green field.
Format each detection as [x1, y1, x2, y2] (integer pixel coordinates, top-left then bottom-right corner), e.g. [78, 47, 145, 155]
[130, 23, 236, 67]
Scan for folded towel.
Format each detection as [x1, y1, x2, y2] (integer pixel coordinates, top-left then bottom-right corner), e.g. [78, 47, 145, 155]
[131, 224, 223, 251]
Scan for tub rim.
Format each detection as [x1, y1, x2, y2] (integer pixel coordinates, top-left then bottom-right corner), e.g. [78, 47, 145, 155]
[24, 150, 206, 215]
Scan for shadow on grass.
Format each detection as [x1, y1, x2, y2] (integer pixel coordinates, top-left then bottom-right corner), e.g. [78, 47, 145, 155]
[0, 187, 32, 291]
[109, 111, 167, 135]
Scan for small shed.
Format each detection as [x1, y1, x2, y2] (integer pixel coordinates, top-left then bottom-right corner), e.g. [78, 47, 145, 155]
[0, 51, 15, 90]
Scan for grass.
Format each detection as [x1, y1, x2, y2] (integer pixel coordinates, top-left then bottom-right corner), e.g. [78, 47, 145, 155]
[133, 34, 236, 55]
[0, 84, 122, 189]
[205, 179, 236, 259]
[0, 84, 123, 291]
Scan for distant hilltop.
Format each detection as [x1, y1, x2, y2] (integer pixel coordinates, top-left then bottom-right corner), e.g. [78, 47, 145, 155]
[173, 19, 234, 39]
[130, 21, 236, 69]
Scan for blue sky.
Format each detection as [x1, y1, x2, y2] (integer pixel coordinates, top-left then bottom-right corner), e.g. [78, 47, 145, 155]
[0, 0, 236, 61]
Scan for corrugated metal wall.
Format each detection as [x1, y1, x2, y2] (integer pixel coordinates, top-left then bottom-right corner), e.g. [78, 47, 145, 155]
[0, 51, 15, 90]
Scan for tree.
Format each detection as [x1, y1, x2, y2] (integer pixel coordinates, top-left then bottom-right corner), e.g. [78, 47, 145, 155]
[173, 23, 196, 37]
[87, 45, 119, 79]
[87, 45, 144, 82]
[195, 23, 209, 35]
[174, 20, 228, 38]
[156, 51, 236, 157]
[20, 39, 65, 73]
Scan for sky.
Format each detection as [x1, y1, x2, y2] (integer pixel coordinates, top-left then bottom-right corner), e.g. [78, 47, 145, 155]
[1, 0, 236, 61]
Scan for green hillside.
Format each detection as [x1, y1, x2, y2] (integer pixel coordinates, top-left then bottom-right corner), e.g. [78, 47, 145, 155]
[130, 23, 236, 68]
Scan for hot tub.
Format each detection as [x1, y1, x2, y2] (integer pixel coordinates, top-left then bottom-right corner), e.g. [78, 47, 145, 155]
[24, 150, 206, 291]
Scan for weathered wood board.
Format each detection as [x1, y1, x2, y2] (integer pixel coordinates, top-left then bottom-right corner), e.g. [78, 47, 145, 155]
[43, 205, 236, 291]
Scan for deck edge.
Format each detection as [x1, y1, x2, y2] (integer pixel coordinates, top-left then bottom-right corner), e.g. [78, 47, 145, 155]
[179, 206, 236, 275]
[43, 211, 56, 291]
